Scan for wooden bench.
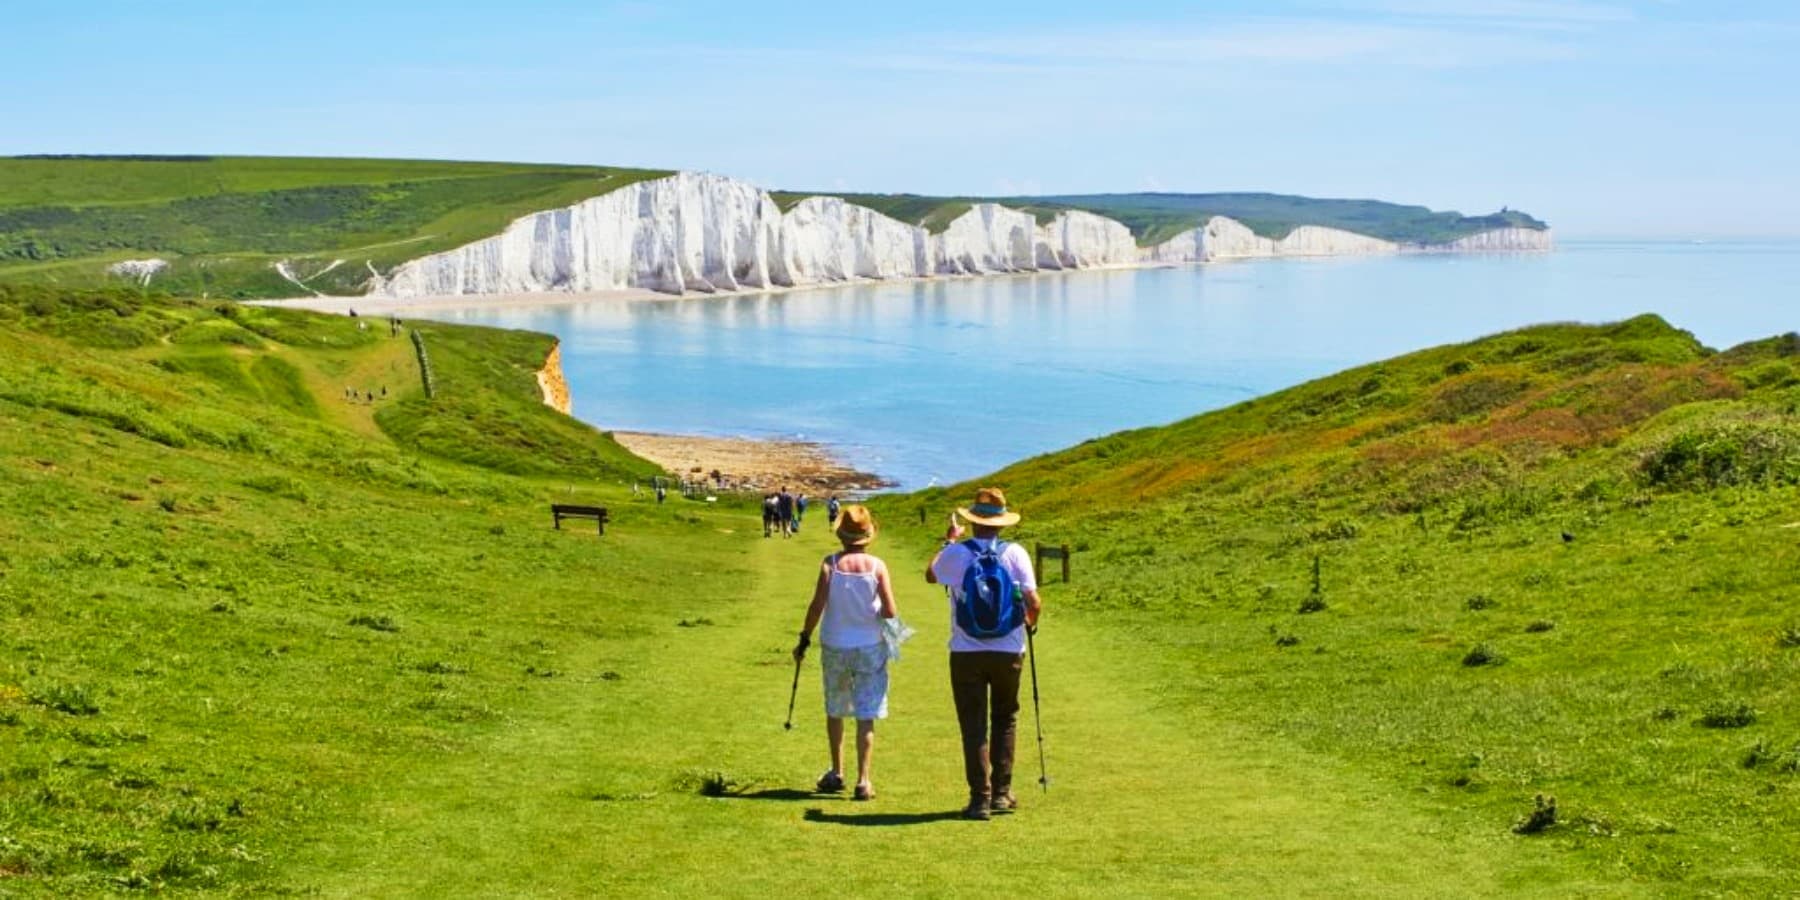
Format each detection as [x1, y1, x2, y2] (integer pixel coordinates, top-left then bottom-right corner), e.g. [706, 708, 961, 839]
[551, 504, 610, 536]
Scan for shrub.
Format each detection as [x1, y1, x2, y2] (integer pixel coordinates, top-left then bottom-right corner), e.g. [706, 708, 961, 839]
[28, 683, 100, 716]
[1462, 643, 1503, 667]
[1524, 619, 1555, 633]
[1778, 624, 1800, 648]
[347, 614, 400, 633]
[1274, 633, 1301, 647]
[1513, 794, 1557, 835]
[1640, 423, 1800, 490]
[1464, 595, 1496, 611]
[1698, 701, 1757, 729]
[1296, 595, 1327, 615]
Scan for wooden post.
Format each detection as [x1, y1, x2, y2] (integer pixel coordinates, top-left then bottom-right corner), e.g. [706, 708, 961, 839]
[918, 508, 926, 525]
[1035, 543, 1072, 583]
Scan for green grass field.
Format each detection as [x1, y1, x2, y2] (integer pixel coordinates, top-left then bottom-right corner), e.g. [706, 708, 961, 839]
[0, 156, 670, 299]
[2, 287, 1794, 895]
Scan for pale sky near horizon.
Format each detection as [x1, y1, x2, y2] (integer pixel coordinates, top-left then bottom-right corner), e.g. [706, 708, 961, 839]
[6, 1, 1796, 238]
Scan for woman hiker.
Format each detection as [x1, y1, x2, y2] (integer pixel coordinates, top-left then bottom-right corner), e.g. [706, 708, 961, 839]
[926, 487, 1042, 820]
[793, 505, 899, 801]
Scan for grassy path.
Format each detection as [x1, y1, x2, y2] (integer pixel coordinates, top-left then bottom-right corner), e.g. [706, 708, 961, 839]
[281, 511, 1623, 897]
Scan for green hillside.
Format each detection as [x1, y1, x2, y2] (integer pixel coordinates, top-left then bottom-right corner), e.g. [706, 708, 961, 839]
[775, 189, 1547, 246]
[876, 315, 1800, 892]
[0, 156, 669, 298]
[3, 283, 1796, 893]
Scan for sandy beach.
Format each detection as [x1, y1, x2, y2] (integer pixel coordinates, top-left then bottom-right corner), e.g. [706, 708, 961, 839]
[612, 431, 892, 494]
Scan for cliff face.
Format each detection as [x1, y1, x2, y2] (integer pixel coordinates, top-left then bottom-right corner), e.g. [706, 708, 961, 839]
[537, 341, 572, 415]
[1411, 227, 1554, 253]
[374, 172, 1550, 300]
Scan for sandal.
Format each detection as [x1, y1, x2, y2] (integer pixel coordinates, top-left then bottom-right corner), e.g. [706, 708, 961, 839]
[853, 783, 876, 801]
[815, 770, 845, 793]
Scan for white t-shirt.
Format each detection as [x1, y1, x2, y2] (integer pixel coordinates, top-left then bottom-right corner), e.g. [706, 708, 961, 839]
[933, 539, 1037, 654]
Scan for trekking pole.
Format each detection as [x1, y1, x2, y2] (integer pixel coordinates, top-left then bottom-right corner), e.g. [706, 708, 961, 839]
[783, 655, 801, 731]
[1027, 626, 1049, 791]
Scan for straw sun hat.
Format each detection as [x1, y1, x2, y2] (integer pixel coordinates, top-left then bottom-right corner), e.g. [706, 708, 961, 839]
[957, 487, 1021, 528]
[835, 504, 879, 547]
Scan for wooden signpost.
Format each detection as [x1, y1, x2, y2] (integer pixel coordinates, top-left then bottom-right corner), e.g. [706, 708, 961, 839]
[1036, 543, 1072, 583]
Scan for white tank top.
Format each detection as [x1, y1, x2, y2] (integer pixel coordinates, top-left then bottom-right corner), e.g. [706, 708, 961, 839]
[820, 554, 884, 649]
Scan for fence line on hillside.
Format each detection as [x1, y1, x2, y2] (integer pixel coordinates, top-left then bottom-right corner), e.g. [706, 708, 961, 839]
[410, 329, 436, 398]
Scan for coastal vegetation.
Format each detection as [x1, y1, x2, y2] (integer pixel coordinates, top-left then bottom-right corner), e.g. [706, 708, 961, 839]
[0, 156, 670, 298]
[2, 284, 1793, 894]
[0, 156, 1545, 301]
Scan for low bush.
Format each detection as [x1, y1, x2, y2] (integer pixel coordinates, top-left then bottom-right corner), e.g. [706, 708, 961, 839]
[1698, 701, 1758, 729]
[1640, 423, 1800, 490]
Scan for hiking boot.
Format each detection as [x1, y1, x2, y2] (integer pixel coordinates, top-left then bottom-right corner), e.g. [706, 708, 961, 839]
[815, 770, 845, 793]
[962, 796, 991, 821]
[990, 790, 1018, 813]
[853, 783, 876, 802]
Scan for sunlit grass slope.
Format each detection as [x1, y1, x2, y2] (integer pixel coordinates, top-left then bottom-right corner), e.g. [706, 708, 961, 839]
[0, 285, 682, 892]
[0, 156, 670, 298]
[879, 315, 1800, 893]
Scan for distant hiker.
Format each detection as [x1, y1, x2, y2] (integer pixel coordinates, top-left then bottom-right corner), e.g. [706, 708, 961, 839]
[926, 487, 1042, 821]
[380, 385, 387, 397]
[827, 495, 841, 527]
[655, 482, 667, 504]
[796, 493, 809, 527]
[633, 481, 642, 498]
[777, 487, 796, 538]
[348, 308, 357, 317]
[793, 505, 899, 801]
[763, 493, 779, 538]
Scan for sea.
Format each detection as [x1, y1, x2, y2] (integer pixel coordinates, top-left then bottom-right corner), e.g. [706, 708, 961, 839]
[411, 240, 1798, 490]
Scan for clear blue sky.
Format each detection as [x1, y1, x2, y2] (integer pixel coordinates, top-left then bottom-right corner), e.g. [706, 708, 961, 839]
[6, 1, 1796, 237]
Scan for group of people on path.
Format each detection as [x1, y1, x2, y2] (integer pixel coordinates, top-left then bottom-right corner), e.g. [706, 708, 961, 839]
[764, 488, 838, 538]
[792, 486, 1041, 821]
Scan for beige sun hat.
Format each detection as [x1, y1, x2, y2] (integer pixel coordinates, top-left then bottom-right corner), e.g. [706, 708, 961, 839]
[956, 486, 1021, 528]
[835, 504, 879, 547]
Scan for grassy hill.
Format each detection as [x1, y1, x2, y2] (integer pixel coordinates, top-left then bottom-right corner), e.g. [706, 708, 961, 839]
[5, 285, 1793, 894]
[0, 156, 669, 298]
[876, 315, 1800, 892]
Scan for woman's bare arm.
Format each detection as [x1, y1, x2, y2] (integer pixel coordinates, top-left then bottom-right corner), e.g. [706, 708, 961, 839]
[793, 561, 831, 661]
[875, 561, 898, 619]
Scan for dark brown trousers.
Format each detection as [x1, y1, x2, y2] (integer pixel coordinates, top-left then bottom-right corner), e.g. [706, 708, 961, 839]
[950, 651, 1023, 800]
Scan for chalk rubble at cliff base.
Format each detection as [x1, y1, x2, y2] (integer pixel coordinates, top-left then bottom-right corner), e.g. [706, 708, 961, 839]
[374, 172, 1552, 300]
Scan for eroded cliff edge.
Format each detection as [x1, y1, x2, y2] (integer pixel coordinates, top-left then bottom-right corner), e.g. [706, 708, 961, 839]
[374, 172, 1552, 300]
[537, 342, 572, 415]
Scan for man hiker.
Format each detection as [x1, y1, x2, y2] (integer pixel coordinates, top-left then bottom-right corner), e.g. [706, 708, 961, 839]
[762, 493, 778, 538]
[777, 487, 796, 538]
[926, 487, 1042, 820]
[827, 494, 841, 527]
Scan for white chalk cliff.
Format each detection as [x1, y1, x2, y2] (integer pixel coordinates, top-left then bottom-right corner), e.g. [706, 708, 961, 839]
[373, 172, 1551, 299]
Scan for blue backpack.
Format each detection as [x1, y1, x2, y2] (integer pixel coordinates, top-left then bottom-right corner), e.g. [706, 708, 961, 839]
[955, 539, 1024, 638]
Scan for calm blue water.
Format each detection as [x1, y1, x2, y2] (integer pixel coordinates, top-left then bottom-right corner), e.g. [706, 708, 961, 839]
[415, 241, 1798, 489]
